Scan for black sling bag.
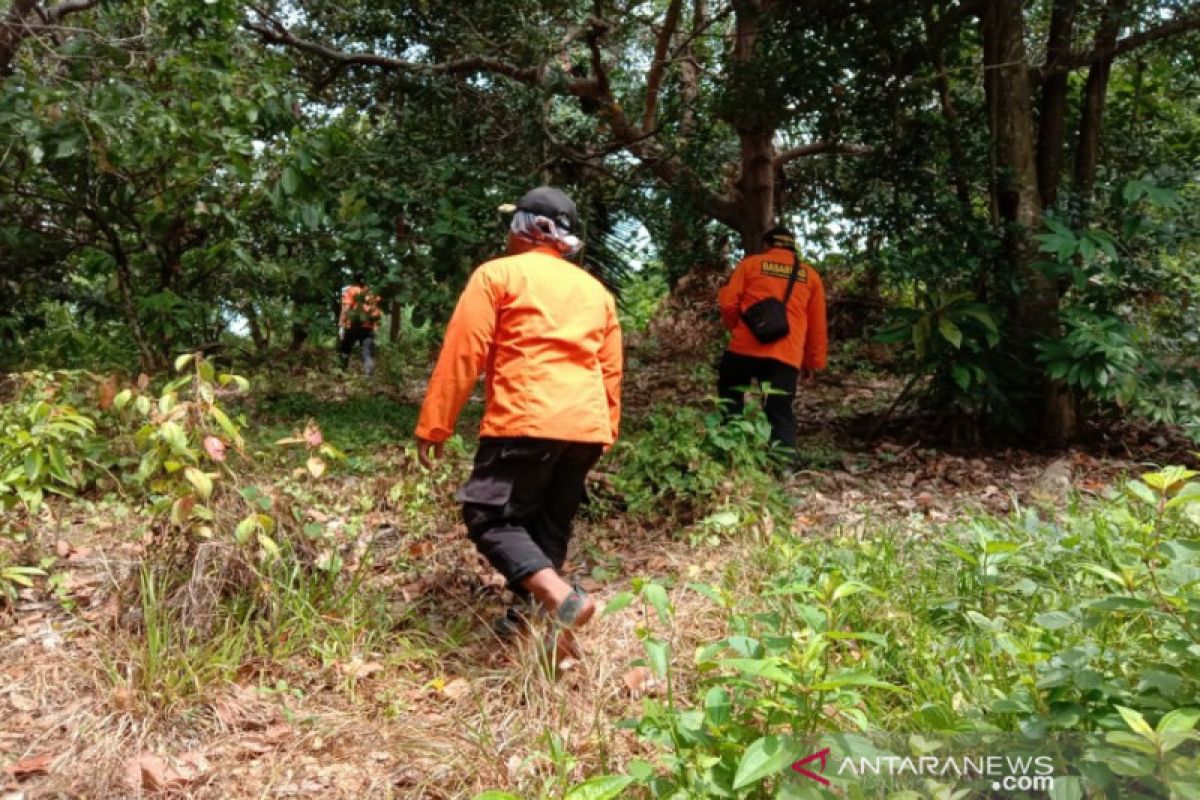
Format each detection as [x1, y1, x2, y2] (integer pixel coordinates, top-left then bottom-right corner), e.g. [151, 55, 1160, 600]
[740, 253, 799, 344]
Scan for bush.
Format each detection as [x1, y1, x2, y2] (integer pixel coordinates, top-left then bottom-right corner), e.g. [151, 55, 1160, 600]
[558, 467, 1200, 798]
[609, 396, 786, 523]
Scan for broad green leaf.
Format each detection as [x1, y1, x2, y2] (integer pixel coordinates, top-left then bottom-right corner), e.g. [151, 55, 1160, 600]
[732, 735, 803, 790]
[1116, 705, 1155, 737]
[562, 776, 636, 800]
[1033, 611, 1074, 630]
[641, 582, 672, 624]
[601, 591, 635, 617]
[718, 658, 794, 686]
[174, 353, 194, 372]
[644, 638, 669, 679]
[1157, 708, 1200, 734]
[812, 669, 902, 693]
[937, 317, 962, 348]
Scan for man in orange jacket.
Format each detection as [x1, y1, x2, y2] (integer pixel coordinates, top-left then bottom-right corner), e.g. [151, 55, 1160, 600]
[717, 226, 827, 451]
[415, 187, 622, 659]
[339, 274, 382, 376]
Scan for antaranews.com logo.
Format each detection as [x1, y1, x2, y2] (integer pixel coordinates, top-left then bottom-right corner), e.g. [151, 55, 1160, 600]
[792, 747, 1058, 793]
[778, 731, 1198, 798]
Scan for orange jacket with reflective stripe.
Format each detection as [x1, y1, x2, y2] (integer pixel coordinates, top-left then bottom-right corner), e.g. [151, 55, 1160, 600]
[416, 246, 623, 445]
[340, 285, 381, 330]
[717, 247, 828, 370]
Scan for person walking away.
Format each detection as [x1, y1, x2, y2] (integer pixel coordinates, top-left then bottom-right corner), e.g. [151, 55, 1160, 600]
[414, 187, 623, 662]
[339, 274, 382, 376]
[716, 226, 827, 455]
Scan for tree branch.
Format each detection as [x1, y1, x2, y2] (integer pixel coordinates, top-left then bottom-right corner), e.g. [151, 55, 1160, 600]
[1040, 10, 1200, 79]
[773, 141, 874, 167]
[641, 0, 683, 131]
[244, 16, 552, 84]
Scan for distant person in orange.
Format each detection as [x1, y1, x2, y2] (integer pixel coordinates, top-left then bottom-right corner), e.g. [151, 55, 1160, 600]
[415, 187, 623, 661]
[339, 274, 382, 376]
[717, 226, 827, 452]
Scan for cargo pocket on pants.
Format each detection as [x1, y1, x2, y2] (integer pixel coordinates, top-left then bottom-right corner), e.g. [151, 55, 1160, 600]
[455, 474, 514, 507]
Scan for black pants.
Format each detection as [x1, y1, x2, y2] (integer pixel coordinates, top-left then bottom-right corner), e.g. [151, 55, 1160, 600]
[458, 437, 603, 597]
[339, 326, 375, 369]
[717, 350, 799, 448]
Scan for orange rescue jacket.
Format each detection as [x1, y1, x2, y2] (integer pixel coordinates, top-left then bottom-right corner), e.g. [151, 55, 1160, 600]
[416, 246, 623, 445]
[717, 247, 828, 370]
[341, 285, 382, 330]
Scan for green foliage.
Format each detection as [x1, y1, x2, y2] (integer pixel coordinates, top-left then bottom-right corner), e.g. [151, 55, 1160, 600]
[563, 466, 1200, 798]
[876, 290, 1017, 427]
[1034, 181, 1200, 437]
[1038, 309, 1141, 401]
[610, 396, 785, 522]
[0, 372, 98, 512]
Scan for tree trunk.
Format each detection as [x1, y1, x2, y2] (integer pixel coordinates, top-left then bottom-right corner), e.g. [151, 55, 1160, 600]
[1074, 1, 1124, 213]
[737, 129, 775, 254]
[245, 304, 268, 353]
[1036, 0, 1077, 209]
[983, 0, 1076, 445]
[729, 1, 776, 254]
[389, 300, 402, 343]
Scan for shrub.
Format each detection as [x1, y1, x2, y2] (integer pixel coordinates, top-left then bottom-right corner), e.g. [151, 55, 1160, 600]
[609, 396, 786, 523]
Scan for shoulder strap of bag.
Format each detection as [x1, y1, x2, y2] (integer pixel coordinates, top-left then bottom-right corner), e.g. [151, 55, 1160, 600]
[781, 250, 801, 304]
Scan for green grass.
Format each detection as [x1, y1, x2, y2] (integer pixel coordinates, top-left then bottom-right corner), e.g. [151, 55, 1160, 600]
[253, 392, 419, 452]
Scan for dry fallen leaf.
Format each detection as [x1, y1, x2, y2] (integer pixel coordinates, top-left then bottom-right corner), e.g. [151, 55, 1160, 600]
[4, 752, 53, 778]
[8, 694, 36, 713]
[441, 678, 470, 700]
[126, 754, 176, 792]
[338, 659, 383, 679]
[623, 666, 652, 696]
[54, 540, 72, 558]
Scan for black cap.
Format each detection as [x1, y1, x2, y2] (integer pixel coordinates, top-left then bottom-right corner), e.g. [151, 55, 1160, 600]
[763, 226, 795, 248]
[516, 186, 579, 235]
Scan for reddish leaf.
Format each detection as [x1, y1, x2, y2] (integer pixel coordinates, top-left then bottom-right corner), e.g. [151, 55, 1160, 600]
[97, 377, 117, 411]
[303, 421, 323, 448]
[6, 752, 54, 777]
[203, 435, 227, 462]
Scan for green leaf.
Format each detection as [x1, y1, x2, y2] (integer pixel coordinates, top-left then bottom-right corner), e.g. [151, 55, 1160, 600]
[174, 353, 194, 373]
[644, 638, 669, 679]
[1033, 611, 1074, 630]
[732, 735, 803, 790]
[281, 166, 299, 195]
[718, 658, 794, 686]
[952, 365, 971, 392]
[562, 776, 636, 800]
[601, 591, 635, 617]
[937, 317, 962, 349]
[471, 793, 523, 800]
[1157, 708, 1200, 734]
[641, 582, 672, 625]
[705, 686, 731, 725]
[1088, 596, 1152, 612]
[812, 669, 902, 693]
[1116, 705, 1155, 738]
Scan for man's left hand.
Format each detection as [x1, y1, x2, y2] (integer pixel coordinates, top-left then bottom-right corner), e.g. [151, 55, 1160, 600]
[416, 437, 445, 469]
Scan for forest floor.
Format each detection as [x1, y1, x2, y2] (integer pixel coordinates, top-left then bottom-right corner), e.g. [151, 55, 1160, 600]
[2, 342, 1196, 799]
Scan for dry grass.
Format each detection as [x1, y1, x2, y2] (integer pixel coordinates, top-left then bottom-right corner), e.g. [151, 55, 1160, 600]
[1, 508, 743, 799]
